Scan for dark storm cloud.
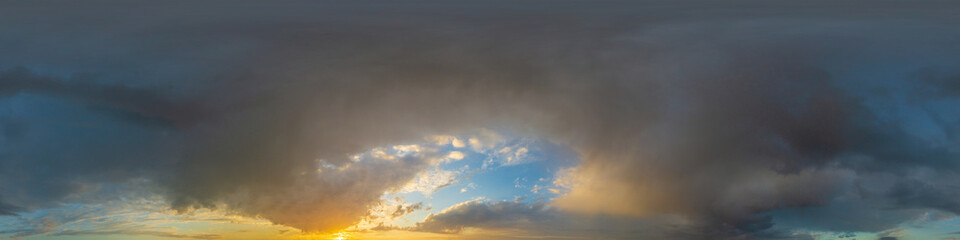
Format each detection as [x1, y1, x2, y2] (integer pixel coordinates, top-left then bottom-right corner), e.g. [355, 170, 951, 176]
[0, 201, 20, 216]
[0, 67, 192, 214]
[0, 116, 26, 141]
[915, 68, 960, 98]
[1, 0, 960, 238]
[0, 67, 204, 127]
[887, 178, 960, 213]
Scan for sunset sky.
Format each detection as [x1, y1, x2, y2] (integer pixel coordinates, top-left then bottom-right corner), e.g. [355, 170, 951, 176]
[2, 1, 960, 240]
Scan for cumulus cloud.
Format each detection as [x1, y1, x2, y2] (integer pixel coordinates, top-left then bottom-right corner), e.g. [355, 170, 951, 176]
[1, 0, 959, 238]
[427, 135, 466, 148]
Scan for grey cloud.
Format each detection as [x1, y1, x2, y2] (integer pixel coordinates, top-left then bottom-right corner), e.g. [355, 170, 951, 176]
[915, 67, 960, 98]
[886, 179, 960, 213]
[52, 230, 222, 239]
[0, 67, 204, 128]
[411, 199, 817, 240]
[391, 202, 427, 219]
[767, 171, 959, 233]
[1, 0, 959, 238]
[0, 116, 26, 141]
[409, 199, 651, 239]
[369, 223, 402, 232]
[413, 200, 557, 234]
[770, 199, 925, 233]
[0, 186, 245, 239]
[0, 201, 20, 216]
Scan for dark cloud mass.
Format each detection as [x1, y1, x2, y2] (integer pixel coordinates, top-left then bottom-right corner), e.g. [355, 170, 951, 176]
[414, 200, 558, 234]
[1, 0, 960, 239]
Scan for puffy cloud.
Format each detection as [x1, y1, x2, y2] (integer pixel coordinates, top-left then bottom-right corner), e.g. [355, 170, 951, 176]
[446, 151, 465, 161]
[467, 129, 505, 153]
[427, 135, 466, 148]
[460, 183, 477, 193]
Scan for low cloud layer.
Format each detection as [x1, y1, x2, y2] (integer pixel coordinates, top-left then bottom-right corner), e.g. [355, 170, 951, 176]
[2, 1, 960, 239]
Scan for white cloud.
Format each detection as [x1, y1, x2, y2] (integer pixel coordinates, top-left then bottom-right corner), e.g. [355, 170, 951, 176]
[399, 167, 460, 197]
[502, 147, 529, 166]
[446, 151, 465, 161]
[485, 139, 538, 167]
[426, 135, 465, 148]
[370, 147, 396, 160]
[392, 144, 423, 156]
[514, 177, 526, 188]
[467, 129, 504, 152]
[451, 138, 465, 148]
[468, 137, 483, 152]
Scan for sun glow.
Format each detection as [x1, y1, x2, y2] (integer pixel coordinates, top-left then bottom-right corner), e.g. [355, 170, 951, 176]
[332, 232, 350, 240]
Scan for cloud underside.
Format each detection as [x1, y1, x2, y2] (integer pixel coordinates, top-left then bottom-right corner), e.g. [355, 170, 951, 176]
[1, 1, 960, 239]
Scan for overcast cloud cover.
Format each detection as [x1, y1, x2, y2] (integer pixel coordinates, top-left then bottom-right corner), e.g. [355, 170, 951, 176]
[1, 1, 960, 239]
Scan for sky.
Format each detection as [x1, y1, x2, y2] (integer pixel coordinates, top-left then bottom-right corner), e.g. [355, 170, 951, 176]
[1, 1, 960, 239]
